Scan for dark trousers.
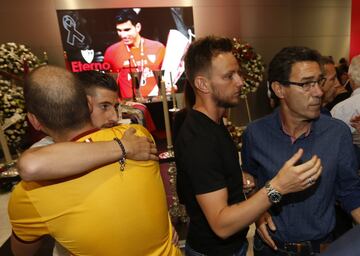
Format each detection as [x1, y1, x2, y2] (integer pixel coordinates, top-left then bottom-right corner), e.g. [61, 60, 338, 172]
[185, 242, 248, 256]
[253, 235, 318, 256]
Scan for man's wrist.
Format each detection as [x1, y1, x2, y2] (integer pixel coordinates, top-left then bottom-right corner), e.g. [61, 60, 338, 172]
[265, 181, 282, 204]
[113, 138, 126, 171]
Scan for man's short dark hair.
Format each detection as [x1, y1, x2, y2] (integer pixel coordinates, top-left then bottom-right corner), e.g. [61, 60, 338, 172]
[24, 65, 90, 133]
[320, 55, 335, 66]
[115, 8, 139, 25]
[268, 46, 322, 84]
[339, 57, 348, 66]
[184, 35, 233, 88]
[76, 71, 119, 96]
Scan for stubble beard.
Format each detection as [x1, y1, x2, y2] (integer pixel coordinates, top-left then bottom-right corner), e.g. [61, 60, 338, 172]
[210, 84, 239, 108]
[213, 95, 238, 108]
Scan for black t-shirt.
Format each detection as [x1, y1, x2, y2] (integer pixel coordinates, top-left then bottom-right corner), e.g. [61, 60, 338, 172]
[174, 109, 248, 255]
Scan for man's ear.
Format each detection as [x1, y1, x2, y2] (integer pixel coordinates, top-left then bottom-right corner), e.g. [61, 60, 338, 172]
[271, 81, 285, 99]
[27, 113, 42, 131]
[87, 95, 94, 113]
[135, 23, 141, 33]
[194, 76, 210, 93]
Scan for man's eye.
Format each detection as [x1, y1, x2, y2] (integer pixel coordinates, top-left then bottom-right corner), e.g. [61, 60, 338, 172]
[225, 73, 234, 80]
[100, 104, 110, 110]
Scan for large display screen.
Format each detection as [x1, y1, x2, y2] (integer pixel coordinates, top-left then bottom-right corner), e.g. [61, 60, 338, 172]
[56, 7, 194, 98]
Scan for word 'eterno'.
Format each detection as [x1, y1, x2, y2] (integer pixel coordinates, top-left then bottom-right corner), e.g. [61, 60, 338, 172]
[71, 61, 111, 72]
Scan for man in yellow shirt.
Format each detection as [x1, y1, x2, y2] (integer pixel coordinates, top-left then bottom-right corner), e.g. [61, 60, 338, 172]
[8, 65, 181, 256]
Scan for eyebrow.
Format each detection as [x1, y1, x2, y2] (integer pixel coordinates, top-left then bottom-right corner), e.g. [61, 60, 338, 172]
[117, 28, 131, 32]
[99, 101, 114, 105]
[299, 74, 322, 81]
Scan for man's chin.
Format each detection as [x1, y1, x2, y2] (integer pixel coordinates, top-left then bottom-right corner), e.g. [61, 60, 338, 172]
[217, 101, 239, 108]
[307, 110, 321, 120]
[101, 123, 117, 128]
[122, 40, 133, 46]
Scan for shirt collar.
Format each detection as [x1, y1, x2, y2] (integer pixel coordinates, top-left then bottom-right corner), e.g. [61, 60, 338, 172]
[274, 108, 313, 143]
[351, 87, 360, 96]
[70, 128, 99, 141]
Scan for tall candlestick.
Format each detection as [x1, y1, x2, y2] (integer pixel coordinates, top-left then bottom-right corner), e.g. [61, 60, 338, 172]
[244, 95, 252, 122]
[0, 127, 12, 163]
[160, 80, 173, 150]
[169, 71, 179, 112]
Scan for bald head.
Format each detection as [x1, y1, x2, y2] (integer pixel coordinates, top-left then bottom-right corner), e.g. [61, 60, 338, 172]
[24, 65, 90, 133]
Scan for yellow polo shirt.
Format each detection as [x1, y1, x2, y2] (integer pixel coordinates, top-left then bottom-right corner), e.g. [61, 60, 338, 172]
[9, 124, 181, 256]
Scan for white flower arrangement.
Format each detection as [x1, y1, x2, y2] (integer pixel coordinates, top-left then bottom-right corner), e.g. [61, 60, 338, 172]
[232, 38, 265, 97]
[0, 79, 27, 149]
[0, 42, 43, 150]
[0, 42, 41, 75]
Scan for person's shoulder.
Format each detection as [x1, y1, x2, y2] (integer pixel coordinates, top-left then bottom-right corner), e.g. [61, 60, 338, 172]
[318, 114, 350, 131]
[75, 126, 153, 144]
[104, 42, 123, 55]
[246, 111, 277, 132]
[143, 38, 165, 48]
[332, 93, 360, 112]
[111, 124, 154, 140]
[184, 109, 215, 129]
[330, 100, 347, 117]
[177, 110, 215, 138]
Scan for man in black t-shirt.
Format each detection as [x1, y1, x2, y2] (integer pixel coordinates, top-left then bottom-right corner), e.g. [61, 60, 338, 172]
[174, 36, 323, 256]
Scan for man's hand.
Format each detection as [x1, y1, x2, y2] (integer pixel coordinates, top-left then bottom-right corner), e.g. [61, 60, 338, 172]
[271, 148, 322, 194]
[11, 234, 43, 256]
[350, 114, 360, 133]
[172, 225, 179, 246]
[121, 127, 158, 161]
[256, 212, 277, 250]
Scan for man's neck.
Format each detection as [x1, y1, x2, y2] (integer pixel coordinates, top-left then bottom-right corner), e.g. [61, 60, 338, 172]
[51, 123, 95, 142]
[280, 106, 312, 139]
[193, 99, 226, 124]
[129, 36, 142, 49]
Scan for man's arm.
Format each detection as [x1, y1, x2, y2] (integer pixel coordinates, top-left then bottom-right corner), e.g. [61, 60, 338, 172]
[18, 127, 158, 181]
[196, 149, 322, 239]
[10, 234, 43, 256]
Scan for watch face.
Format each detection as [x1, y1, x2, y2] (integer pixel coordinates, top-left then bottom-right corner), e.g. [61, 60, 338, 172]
[269, 191, 282, 204]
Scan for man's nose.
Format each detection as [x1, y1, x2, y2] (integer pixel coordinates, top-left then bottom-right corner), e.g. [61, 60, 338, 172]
[236, 73, 245, 88]
[118, 31, 126, 38]
[312, 83, 324, 97]
[110, 107, 119, 121]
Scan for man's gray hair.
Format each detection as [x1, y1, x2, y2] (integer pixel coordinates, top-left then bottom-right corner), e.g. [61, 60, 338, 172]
[349, 55, 360, 86]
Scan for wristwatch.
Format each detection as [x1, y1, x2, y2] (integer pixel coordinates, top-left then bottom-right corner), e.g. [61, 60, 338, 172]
[265, 181, 282, 204]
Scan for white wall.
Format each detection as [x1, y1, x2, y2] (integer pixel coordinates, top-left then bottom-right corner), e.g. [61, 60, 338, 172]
[0, 0, 351, 124]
